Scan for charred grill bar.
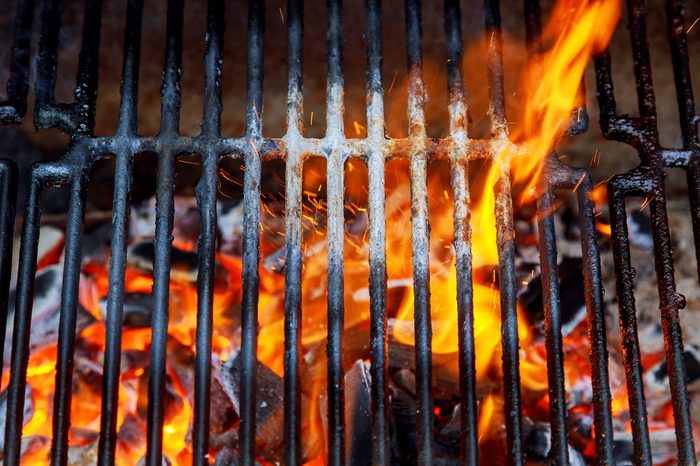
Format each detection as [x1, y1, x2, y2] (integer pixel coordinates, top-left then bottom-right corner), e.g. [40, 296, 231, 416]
[594, 0, 699, 464]
[0, 0, 697, 465]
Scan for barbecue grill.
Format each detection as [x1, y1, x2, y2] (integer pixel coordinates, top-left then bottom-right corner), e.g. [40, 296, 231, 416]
[0, 0, 698, 465]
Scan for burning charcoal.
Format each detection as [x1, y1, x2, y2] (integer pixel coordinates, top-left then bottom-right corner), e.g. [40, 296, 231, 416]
[100, 292, 153, 328]
[344, 360, 371, 466]
[36, 225, 65, 267]
[210, 370, 236, 434]
[126, 241, 228, 289]
[435, 404, 461, 453]
[172, 196, 202, 243]
[519, 257, 587, 337]
[120, 349, 151, 374]
[614, 431, 678, 465]
[214, 447, 236, 466]
[0, 384, 33, 453]
[523, 422, 586, 466]
[118, 414, 146, 452]
[643, 345, 700, 413]
[137, 456, 171, 466]
[389, 369, 418, 464]
[219, 350, 285, 463]
[217, 200, 244, 256]
[262, 247, 286, 274]
[81, 222, 114, 264]
[4, 265, 96, 365]
[627, 211, 653, 250]
[129, 197, 158, 240]
[67, 441, 98, 466]
[19, 435, 50, 461]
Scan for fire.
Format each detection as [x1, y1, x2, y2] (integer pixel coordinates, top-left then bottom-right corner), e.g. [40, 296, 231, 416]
[1, 0, 624, 464]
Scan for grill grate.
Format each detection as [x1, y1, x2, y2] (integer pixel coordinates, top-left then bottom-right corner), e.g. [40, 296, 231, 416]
[0, 0, 697, 465]
[594, 0, 699, 464]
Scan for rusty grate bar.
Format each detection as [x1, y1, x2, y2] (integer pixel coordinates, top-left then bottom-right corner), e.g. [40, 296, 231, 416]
[594, 0, 699, 464]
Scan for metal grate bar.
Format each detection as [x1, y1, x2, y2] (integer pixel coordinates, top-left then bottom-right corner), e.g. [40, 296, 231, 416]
[0, 0, 35, 123]
[0, 160, 18, 367]
[4, 164, 65, 465]
[483, 0, 524, 463]
[98, 0, 143, 466]
[283, 0, 304, 463]
[522, 2, 568, 463]
[325, 1, 347, 464]
[405, 1, 434, 464]
[192, 0, 224, 464]
[665, 0, 700, 280]
[146, 0, 184, 466]
[443, 0, 479, 463]
[594, 0, 698, 464]
[364, 0, 390, 464]
[240, 0, 264, 464]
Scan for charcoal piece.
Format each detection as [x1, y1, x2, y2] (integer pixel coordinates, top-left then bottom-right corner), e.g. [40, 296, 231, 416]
[561, 206, 581, 241]
[80, 222, 113, 264]
[523, 422, 586, 466]
[210, 371, 236, 434]
[217, 200, 244, 256]
[614, 431, 678, 465]
[100, 292, 153, 328]
[126, 241, 228, 289]
[214, 447, 237, 466]
[389, 369, 418, 464]
[344, 360, 372, 466]
[137, 456, 171, 466]
[627, 211, 653, 250]
[67, 440, 98, 466]
[19, 435, 50, 461]
[519, 257, 587, 337]
[219, 350, 285, 463]
[435, 404, 461, 452]
[651, 346, 700, 385]
[4, 265, 96, 365]
[167, 337, 196, 402]
[120, 349, 151, 374]
[118, 414, 146, 450]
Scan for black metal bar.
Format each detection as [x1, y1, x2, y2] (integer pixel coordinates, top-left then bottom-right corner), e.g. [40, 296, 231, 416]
[365, 0, 390, 463]
[535, 186, 569, 466]
[145, 150, 176, 466]
[608, 174, 653, 466]
[239, 1, 264, 464]
[573, 172, 616, 465]
[192, 150, 219, 466]
[444, 0, 478, 463]
[0, 160, 18, 367]
[192, 2, 224, 464]
[34, 0, 62, 116]
[664, 0, 700, 281]
[72, 0, 103, 136]
[146, 0, 184, 466]
[0, 0, 35, 123]
[97, 152, 134, 466]
[284, 0, 304, 463]
[4, 166, 57, 466]
[96, 3, 144, 464]
[50, 170, 88, 466]
[117, 0, 147, 137]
